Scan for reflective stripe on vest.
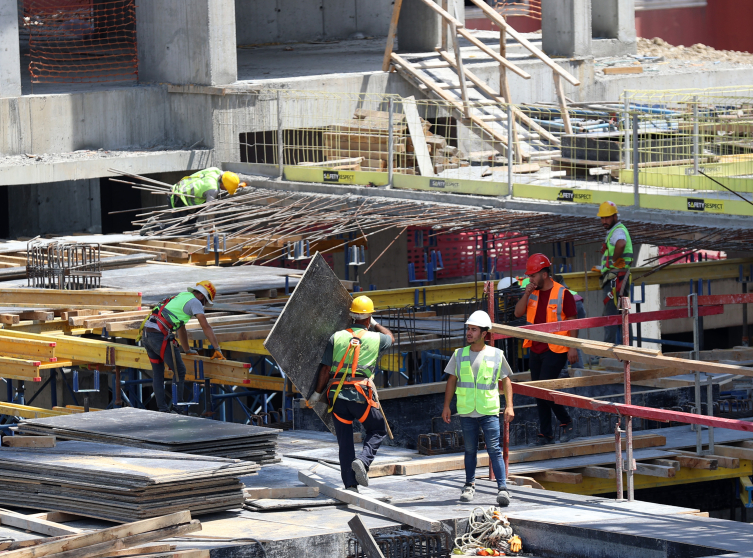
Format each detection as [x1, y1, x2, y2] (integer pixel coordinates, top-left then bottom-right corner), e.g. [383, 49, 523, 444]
[331, 328, 381, 378]
[454, 345, 503, 416]
[601, 222, 633, 270]
[171, 167, 222, 207]
[158, 291, 196, 331]
[523, 281, 569, 354]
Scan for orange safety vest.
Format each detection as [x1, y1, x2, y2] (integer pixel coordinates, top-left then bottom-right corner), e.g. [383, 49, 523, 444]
[523, 281, 569, 354]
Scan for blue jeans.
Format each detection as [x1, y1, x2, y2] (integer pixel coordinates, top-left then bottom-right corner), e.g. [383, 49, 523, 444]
[460, 415, 507, 489]
[602, 284, 621, 345]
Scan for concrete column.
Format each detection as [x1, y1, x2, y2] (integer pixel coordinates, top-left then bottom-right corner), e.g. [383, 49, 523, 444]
[541, 0, 591, 58]
[136, 0, 237, 85]
[0, 0, 22, 98]
[397, 0, 464, 53]
[591, 0, 636, 56]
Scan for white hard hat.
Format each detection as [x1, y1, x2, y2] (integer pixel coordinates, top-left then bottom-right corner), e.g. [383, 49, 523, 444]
[498, 277, 517, 290]
[466, 310, 492, 329]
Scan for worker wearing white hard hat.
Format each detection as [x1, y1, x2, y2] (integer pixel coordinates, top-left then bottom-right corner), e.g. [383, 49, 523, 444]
[442, 309, 514, 508]
[497, 277, 517, 290]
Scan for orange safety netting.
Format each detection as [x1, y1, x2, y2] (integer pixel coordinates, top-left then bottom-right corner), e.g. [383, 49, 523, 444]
[494, 0, 541, 21]
[20, 0, 137, 84]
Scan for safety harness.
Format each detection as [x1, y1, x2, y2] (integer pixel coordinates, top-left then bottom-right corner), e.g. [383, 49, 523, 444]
[326, 329, 380, 424]
[137, 296, 188, 365]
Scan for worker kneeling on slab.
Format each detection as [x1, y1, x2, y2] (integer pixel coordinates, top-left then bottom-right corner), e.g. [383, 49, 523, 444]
[141, 280, 226, 413]
[442, 310, 515, 507]
[514, 254, 579, 445]
[309, 295, 395, 491]
[170, 168, 244, 208]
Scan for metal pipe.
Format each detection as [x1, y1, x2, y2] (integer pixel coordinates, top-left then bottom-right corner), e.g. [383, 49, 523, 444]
[632, 113, 640, 208]
[693, 96, 699, 175]
[388, 97, 394, 187]
[707, 373, 715, 453]
[624, 98, 631, 169]
[507, 104, 514, 198]
[277, 90, 284, 178]
[690, 292, 703, 454]
[621, 296, 634, 501]
[615, 420, 623, 501]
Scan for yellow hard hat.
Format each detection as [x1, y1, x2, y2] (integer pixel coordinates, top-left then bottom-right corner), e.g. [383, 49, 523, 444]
[350, 295, 374, 315]
[221, 172, 241, 195]
[189, 280, 217, 305]
[597, 201, 618, 217]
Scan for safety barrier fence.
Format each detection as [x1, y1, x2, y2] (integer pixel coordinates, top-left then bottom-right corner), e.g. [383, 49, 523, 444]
[219, 87, 753, 217]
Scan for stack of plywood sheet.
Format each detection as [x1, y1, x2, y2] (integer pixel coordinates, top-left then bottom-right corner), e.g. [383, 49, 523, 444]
[0, 441, 255, 522]
[17, 407, 279, 465]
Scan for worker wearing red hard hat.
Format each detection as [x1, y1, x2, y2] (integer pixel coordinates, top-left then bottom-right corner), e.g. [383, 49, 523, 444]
[514, 254, 579, 445]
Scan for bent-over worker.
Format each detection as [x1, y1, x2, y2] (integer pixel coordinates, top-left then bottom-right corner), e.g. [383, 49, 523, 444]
[442, 310, 514, 507]
[142, 280, 226, 413]
[310, 295, 394, 491]
[170, 168, 244, 208]
[592, 201, 633, 344]
[514, 254, 579, 445]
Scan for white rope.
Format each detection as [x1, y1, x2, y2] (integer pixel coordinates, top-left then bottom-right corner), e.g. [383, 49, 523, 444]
[454, 507, 514, 554]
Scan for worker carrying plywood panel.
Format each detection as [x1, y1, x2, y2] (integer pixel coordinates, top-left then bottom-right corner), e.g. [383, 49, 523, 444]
[140, 280, 225, 413]
[441, 310, 514, 507]
[514, 254, 579, 445]
[592, 201, 634, 345]
[170, 168, 244, 208]
[308, 295, 395, 491]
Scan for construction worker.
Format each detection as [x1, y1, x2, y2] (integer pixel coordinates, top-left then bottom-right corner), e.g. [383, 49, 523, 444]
[554, 275, 586, 370]
[141, 281, 226, 413]
[170, 168, 244, 208]
[309, 295, 395, 491]
[594, 201, 633, 344]
[514, 254, 579, 445]
[442, 310, 514, 507]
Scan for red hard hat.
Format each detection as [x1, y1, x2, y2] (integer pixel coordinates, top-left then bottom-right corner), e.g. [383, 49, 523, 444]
[525, 253, 551, 276]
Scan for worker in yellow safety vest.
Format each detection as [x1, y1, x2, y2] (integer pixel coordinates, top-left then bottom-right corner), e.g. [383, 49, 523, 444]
[591, 201, 634, 344]
[309, 296, 394, 491]
[170, 168, 244, 208]
[141, 280, 226, 413]
[442, 310, 514, 507]
[514, 254, 579, 445]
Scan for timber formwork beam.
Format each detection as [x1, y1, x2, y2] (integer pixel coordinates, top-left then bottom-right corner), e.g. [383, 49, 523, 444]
[0, 289, 142, 310]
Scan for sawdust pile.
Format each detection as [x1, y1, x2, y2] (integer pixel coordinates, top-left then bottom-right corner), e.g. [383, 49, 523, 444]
[638, 37, 753, 64]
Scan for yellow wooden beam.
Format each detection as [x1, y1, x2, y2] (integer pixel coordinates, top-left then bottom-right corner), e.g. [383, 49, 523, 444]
[0, 402, 62, 419]
[740, 475, 753, 507]
[0, 289, 141, 310]
[539, 459, 753, 495]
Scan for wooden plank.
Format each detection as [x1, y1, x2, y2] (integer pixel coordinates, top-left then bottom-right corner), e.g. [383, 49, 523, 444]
[382, 0, 404, 71]
[0, 511, 193, 558]
[298, 470, 441, 532]
[629, 462, 676, 478]
[0, 289, 141, 311]
[522, 368, 686, 389]
[0, 314, 20, 325]
[102, 545, 175, 557]
[703, 445, 753, 462]
[393, 434, 666, 475]
[574, 466, 615, 479]
[533, 470, 582, 484]
[18, 311, 55, 322]
[672, 450, 739, 469]
[603, 66, 643, 75]
[449, 24, 470, 119]
[0, 509, 83, 536]
[3, 435, 55, 448]
[403, 96, 434, 177]
[348, 514, 386, 558]
[673, 454, 718, 470]
[553, 72, 573, 135]
[244, 487, 319, 499]
[648, 459, 681, 471]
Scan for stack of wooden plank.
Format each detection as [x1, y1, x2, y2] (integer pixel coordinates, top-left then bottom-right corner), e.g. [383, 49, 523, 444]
[17, 408, 279, 465]
[0, 510, 206, 558]
[0, 442, 254, 522]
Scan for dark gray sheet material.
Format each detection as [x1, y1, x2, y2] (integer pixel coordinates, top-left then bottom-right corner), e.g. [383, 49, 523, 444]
[264, 252, 352, 435]
[17, 407, 279, 464]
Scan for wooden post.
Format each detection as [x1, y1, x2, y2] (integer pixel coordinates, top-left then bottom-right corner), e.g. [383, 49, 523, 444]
[450, 23, 470, 118]
[553, 72, 573, 135]
[382, 0, 405, 72]
[441, 0, 449, 52]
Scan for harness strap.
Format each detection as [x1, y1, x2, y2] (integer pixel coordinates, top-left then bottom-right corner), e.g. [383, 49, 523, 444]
[327, 329, 368, 413]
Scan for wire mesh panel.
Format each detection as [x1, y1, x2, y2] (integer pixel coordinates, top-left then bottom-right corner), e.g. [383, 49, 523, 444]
[20, 0, 137, 84]
[27, 241, 102, 289]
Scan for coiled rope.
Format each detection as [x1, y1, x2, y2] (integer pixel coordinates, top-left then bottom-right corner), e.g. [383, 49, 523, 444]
[454, 507, 514, 553]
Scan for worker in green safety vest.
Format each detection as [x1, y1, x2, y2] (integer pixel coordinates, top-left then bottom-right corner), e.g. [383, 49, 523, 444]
[309, 295, 394, 491]
[591, 201, 634, 344]
[170, 168, 244, 208]
[442, 310, 514, 507]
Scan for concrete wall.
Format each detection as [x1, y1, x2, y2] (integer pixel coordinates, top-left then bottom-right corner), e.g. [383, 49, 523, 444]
[137, 0, 237, 85]
[541, 0, 592, 58]
[7, 179, 102, 237]
[397, 0, 464, 53]
[0, 0, 21, 98]
[235, 0, 393, 45]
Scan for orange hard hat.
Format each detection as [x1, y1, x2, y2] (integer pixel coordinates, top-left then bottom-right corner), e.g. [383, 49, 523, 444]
[525, 253, 551, 276]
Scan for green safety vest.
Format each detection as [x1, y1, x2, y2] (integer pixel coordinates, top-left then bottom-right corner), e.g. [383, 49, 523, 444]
[331, 328, 381, 379]
[156, 291, 197, 330]
[601, 222, 633, 270]
[171, 168, 222, 207]
[454, 345, 504, 416]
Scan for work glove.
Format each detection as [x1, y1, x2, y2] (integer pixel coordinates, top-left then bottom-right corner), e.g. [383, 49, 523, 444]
[508, 535, 522, 553]
[370, 317, 379, 329]
[184, 348, 199, 355]
[307, 391, 323, 407]
[210, 350, 226, 360]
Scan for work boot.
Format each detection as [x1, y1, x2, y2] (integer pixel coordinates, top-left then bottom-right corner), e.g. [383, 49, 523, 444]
[346, 486, 359, 493]
[559, 422, 576, 443]
[459, 483, 475, 502]
[535, 434, 554, 446]
[352, 459, 369, 487]
[496, 489, 511, 507]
